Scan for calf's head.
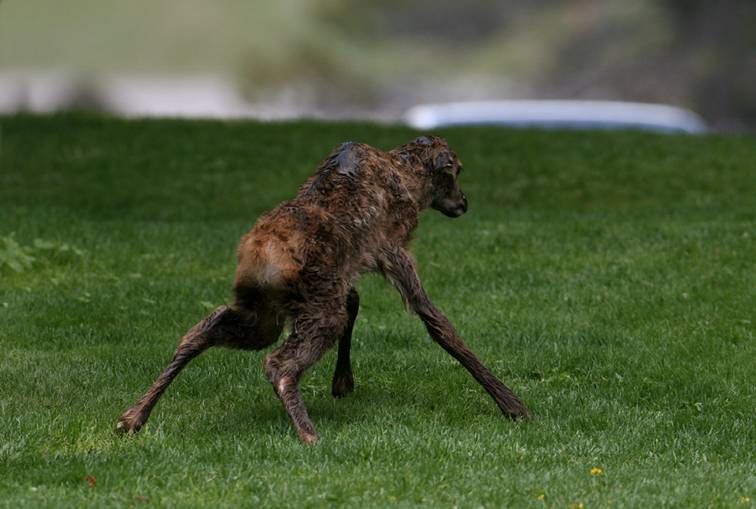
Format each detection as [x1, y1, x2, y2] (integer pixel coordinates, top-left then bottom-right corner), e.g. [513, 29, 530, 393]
[408, 136, 468, 218]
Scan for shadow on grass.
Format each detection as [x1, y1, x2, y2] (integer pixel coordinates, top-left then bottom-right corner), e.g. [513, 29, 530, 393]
[150, 376, 519, 440]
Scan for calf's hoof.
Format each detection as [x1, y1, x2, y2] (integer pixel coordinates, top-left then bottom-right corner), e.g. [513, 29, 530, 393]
[331, 372, 354, 398]
[298, 430, 320, 444]
[115, 410, 145, 434]
[502, 400, 532, 421]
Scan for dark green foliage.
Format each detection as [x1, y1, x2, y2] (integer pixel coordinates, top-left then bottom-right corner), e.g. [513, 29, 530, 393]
[0, 114, 753, 507]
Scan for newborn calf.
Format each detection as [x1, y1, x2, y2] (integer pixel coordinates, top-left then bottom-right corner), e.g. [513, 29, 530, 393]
[116, 135, 531, 443]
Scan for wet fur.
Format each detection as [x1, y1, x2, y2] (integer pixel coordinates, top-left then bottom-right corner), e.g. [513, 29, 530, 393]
[116, 136, 530, 443]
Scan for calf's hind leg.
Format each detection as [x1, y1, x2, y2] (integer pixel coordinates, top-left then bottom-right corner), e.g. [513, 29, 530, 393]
[116, 304, 278, 433]
[264, 306, 348, 443]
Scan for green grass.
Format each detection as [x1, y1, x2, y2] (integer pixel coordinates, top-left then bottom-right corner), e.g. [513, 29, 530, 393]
[0, 114, 754, 508]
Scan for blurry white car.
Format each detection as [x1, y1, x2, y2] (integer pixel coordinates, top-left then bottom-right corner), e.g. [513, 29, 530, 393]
[405, 100, 707, 134]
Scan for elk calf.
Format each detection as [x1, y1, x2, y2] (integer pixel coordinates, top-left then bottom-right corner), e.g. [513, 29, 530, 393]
[116, 136, 531, 443]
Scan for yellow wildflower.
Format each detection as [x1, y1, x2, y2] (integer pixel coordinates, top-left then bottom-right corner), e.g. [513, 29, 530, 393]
[590, 467, 604, 475]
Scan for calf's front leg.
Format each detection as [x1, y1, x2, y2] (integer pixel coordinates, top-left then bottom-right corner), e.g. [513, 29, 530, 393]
[379, 249, 531, 420]
[332, 287, 359, 398]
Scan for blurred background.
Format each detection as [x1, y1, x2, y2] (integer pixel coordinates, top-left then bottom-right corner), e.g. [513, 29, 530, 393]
[1, 0, 754, 131]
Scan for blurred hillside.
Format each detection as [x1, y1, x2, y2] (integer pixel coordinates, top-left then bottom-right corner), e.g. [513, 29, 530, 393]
[1, 0, 754, 129]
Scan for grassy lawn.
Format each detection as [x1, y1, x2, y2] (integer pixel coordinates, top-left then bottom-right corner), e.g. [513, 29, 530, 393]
[0, 115, 754, 508]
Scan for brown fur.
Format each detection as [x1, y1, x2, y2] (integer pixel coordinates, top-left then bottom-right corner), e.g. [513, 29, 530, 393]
[116, 136, 531, 443]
